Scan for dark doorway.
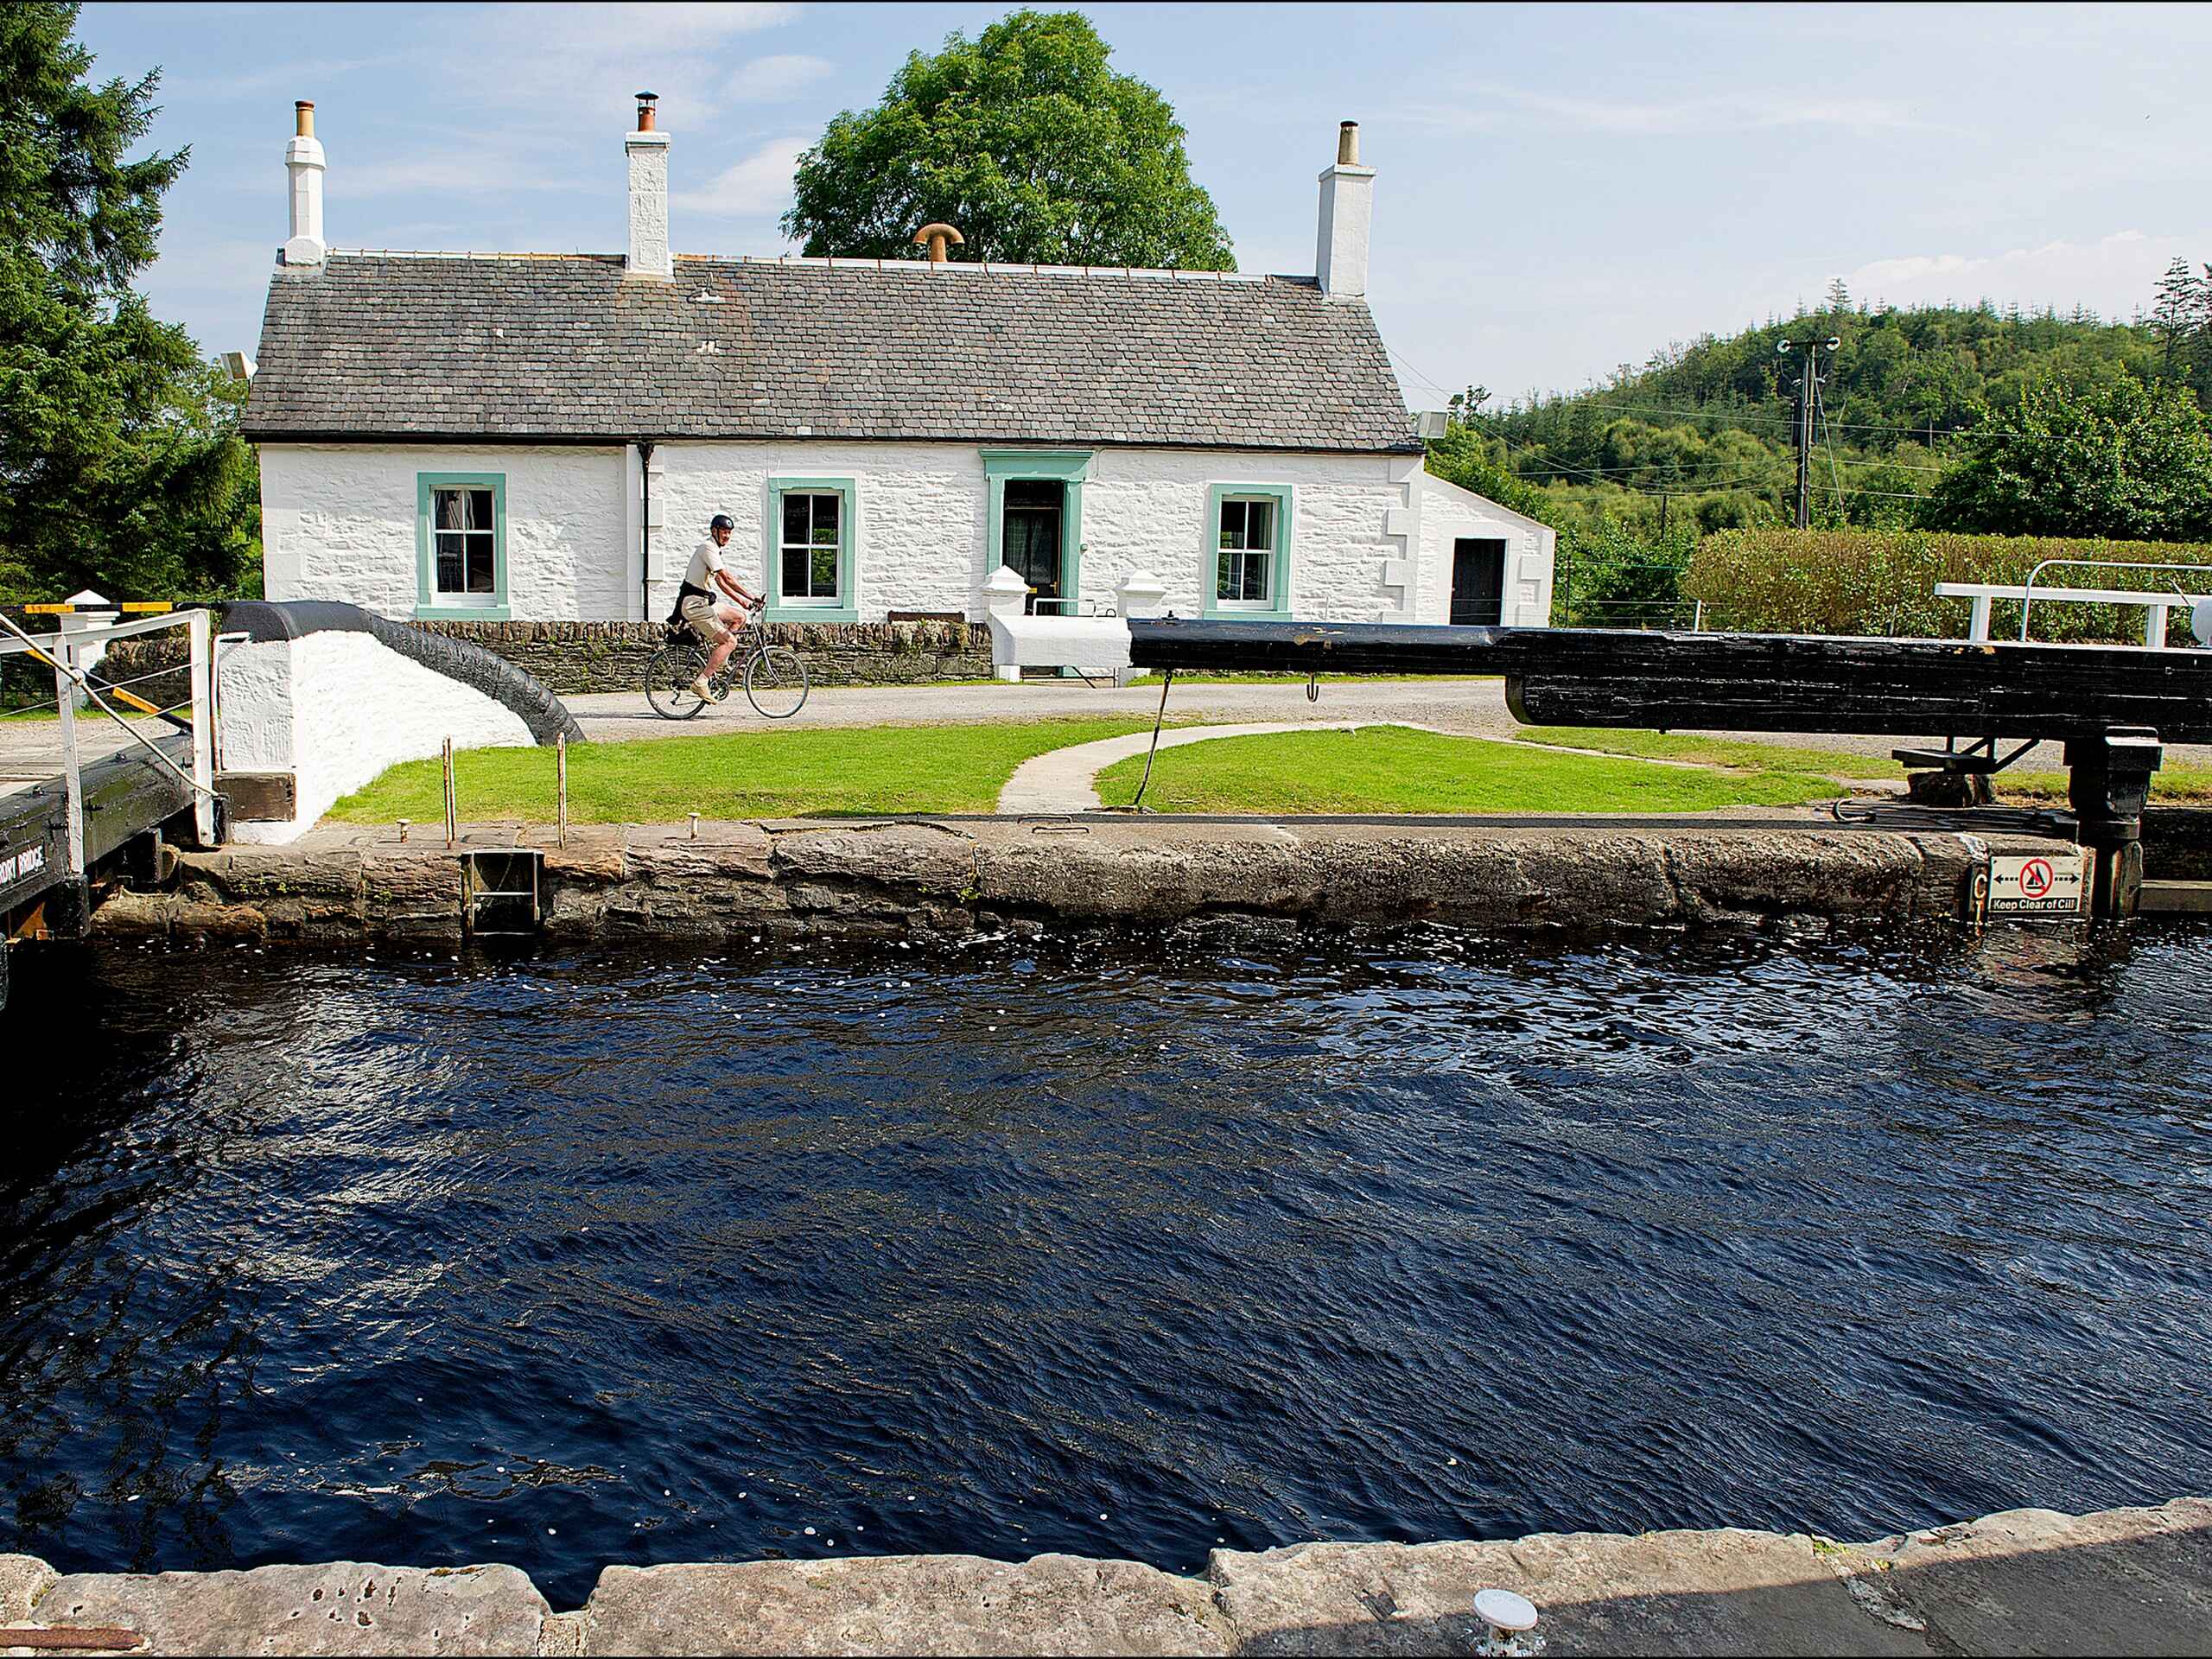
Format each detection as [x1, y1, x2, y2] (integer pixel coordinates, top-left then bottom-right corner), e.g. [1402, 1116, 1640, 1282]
[1003, 480, 1065, 613]
[1451, 537, 1508, 626]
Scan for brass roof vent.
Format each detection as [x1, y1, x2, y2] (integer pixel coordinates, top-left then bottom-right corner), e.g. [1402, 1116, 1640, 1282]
[914, 222, 965, 265]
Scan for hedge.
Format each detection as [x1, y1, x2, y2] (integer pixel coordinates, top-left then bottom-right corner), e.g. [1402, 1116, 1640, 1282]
[1684, 531, 2212, 644]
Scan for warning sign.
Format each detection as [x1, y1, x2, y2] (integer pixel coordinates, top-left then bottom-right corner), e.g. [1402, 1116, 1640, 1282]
[1986, 851, 2088, 918]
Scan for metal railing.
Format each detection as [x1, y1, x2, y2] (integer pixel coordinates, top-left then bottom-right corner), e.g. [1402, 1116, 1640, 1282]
[2018, 558, 2212, 645]
[0, 607, 219, 881]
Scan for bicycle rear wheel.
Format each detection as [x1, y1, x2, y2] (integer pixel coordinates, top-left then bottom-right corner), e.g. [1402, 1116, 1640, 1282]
[743, 645, 810, 719]
[646, 644, 711, 719]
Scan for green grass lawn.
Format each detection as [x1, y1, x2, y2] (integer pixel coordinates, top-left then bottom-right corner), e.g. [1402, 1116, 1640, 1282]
[327, 716, 1160, 823]
[1999, 765, 2212, 804]
[1094, 726, 1847, 814]
[1515, 726, 1909, 778]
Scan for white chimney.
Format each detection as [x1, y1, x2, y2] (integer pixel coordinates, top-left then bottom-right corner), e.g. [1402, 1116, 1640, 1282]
[283, 100, 326, 266]
[1314, 120, 1374, 302]
[626, 92, 672, 279]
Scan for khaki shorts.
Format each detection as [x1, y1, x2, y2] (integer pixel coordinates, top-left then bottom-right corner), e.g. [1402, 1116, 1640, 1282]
[678, 593, 734, 646]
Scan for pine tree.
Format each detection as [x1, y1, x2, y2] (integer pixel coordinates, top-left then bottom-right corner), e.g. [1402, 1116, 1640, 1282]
[0, 2, 257, 601]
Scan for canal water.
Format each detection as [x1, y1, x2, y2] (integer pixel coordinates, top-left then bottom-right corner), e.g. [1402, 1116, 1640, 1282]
[3, 922, 2209, 1608]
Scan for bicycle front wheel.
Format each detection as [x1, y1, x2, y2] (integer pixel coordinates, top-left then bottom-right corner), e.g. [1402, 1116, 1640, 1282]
[646, 645, 710, 719]
[743, 645, 810, 719]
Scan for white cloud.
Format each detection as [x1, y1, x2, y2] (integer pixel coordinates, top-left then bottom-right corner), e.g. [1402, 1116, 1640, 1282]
[340, 141, 579, 199]
[1395, 86, 1943, 138]
[726, 54, 834, 103]
[443, 1, 804, 130]
[1840, 229, 2200, 318]
[671, 137, 810, 217]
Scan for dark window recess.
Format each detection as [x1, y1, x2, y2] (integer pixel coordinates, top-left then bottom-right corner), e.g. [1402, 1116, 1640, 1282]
[1451, 537, 1508, 626]
[433, 486, 497, 596]
[1003, 480, 1065, 611]
[779, 492, 842, 602]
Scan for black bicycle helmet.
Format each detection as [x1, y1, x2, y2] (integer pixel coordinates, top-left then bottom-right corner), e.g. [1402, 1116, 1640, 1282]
[709, 513, 735, 531]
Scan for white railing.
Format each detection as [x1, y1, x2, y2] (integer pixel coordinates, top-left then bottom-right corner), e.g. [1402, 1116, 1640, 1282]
[1936, 559, 2212, 647]
[0, 607, 219, 880]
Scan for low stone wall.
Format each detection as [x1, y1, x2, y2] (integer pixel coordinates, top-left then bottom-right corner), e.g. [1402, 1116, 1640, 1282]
[410, 620, 994, 693]
[79, 817, 2061, 945]
[1, 1497, 2203, 1655]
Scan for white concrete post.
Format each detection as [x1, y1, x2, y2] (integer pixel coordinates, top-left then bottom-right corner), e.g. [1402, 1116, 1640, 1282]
[983, 564, 1029, 683]
[626, 93, 673, 280]
[1315, 120, 1375, 302]
[1115, 569, 1168, 620]
[283, 101, 327, 267]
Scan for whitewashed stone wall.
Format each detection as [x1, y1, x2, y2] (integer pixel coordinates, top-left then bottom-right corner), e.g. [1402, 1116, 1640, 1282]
[1415, 473, 1557, 627]
[219, 630, 534, 844]
[262, 440, 1551, 627]
[260, 445, 629, 620]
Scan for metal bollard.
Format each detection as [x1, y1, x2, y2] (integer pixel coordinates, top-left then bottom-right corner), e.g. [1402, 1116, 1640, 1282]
[556, 733, 569, 847]
[1473, 1588, 1540, 1656]
[442, 737, 458, 847]
[688, 811, 700, 841]
[397, 818, 410, 843]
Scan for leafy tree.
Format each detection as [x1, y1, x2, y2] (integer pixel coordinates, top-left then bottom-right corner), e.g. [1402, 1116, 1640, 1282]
[783, 10, 1234, 270]
[0, 2, 257, 602]
[1918, 377, 2212, 541]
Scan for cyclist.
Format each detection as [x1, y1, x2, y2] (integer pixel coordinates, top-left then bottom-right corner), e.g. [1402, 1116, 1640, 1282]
[677, 513, 765, 703]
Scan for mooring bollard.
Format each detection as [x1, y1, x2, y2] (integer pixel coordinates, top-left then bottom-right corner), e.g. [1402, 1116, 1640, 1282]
[1473, 1588, 1541, 1656]
[688, 811, 700, 841]
[442, 737, 458, 848]
[397, 818, 410, 843]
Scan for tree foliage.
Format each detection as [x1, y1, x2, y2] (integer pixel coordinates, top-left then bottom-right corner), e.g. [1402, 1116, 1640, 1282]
[783, 10, 1234, 270]
[1465, 295, 2171, 541]
[1918, 377, 2212, 540]
[0, 2, 257, 602]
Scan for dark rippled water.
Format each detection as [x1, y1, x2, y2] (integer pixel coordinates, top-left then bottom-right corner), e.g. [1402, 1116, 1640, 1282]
[3, 921, 2210, 1607]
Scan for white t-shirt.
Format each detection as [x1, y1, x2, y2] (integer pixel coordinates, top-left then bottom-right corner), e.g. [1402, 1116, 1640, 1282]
[684, 537, 727, 592]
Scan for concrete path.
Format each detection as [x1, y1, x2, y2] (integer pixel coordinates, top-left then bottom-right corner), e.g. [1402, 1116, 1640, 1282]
[3, 1497, 2204, 1655]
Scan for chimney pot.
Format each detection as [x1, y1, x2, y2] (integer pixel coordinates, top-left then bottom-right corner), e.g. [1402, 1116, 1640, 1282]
[296, 100, 315, 138]
[635, 91, 658, 132]
[1338, 121, 1359, 166]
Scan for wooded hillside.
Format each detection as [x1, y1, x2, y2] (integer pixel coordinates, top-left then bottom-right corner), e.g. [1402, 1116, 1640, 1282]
[1457, 286, 2177, 540]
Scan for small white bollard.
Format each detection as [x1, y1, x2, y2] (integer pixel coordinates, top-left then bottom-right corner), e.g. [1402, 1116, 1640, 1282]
[1114, 568, 1168, 620]
[982, 564, 1030, 683]
[1473, 1587, 1541, 1656]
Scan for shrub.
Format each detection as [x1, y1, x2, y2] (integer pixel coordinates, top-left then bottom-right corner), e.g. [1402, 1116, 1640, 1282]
[1684, 530, 2212, 643]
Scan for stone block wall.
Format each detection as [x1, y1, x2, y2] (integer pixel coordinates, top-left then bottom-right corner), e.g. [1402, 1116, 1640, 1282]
[410, 619, 994, 693]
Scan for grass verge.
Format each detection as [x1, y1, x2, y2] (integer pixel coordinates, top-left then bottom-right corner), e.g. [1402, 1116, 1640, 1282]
[1515, 726, 1908, 779]
[1999, 766, 2212, 805]
[1094, 726, 1846, 814]
[327, 716, 1160, 823]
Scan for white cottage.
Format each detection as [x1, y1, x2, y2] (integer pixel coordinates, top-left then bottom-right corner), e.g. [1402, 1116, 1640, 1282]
[242, 99, 1554, 633]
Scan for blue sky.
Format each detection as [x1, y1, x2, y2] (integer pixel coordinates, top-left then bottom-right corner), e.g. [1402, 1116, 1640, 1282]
[79, 2, 2212, 409]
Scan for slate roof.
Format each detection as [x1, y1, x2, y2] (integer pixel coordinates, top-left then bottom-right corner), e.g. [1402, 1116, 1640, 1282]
[242, 252, 1421, 454]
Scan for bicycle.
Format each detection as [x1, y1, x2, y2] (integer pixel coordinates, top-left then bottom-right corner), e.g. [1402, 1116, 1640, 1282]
[645, 620, 810, 720]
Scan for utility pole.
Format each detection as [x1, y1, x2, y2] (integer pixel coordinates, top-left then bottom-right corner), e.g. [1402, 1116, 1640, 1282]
[1776, 335, 1840, 530]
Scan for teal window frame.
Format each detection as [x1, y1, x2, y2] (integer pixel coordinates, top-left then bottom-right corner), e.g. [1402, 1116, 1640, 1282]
[1202, 483, 1294, 619]
[983, 449, 1092, 612]
[763, 477, 858, 623]
[415, 472, 509, 620]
